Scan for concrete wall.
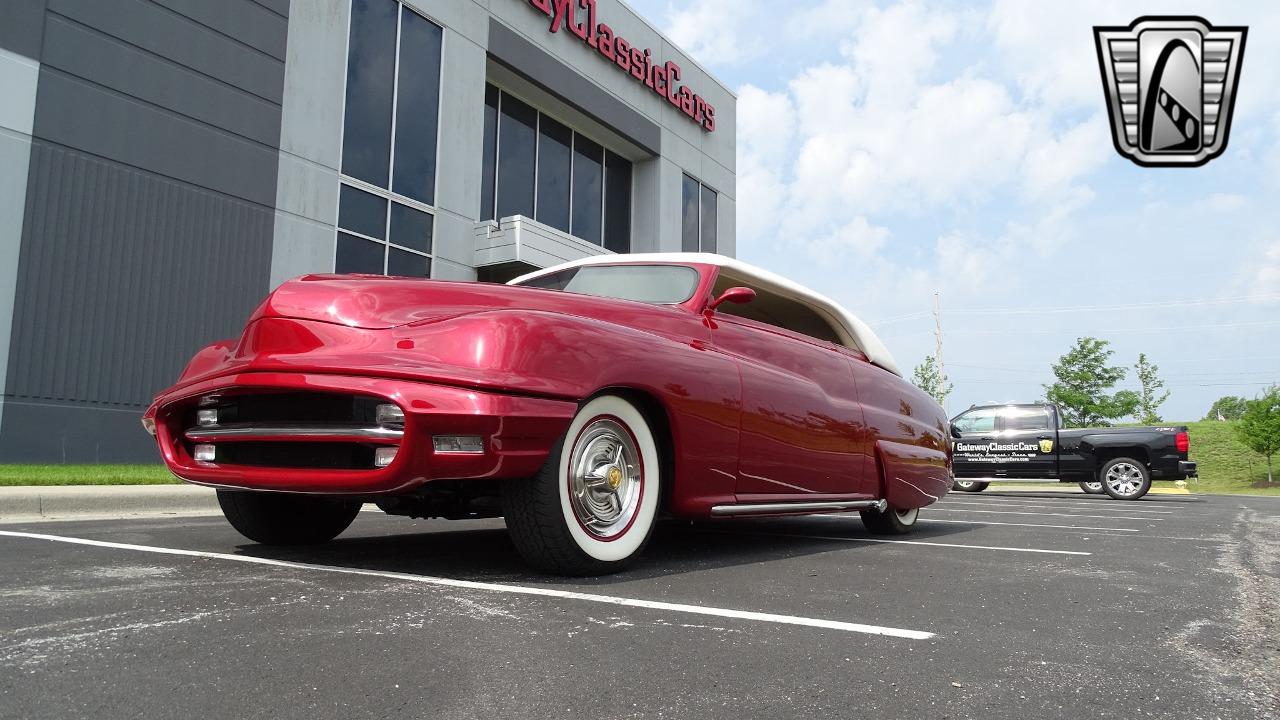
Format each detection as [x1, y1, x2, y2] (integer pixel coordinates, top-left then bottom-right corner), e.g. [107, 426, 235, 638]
[0, 0, 288, 462]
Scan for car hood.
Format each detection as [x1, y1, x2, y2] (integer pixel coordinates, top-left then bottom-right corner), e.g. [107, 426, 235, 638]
[254, 274, 558, 329]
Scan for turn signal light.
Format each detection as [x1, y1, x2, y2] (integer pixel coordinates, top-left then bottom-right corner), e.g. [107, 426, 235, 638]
[374, 446, 398, 468]
[193, 444, 216, 463]
[376, 403, 405, 426]
[433, 435, 484, 454]
[1176, 431, 1189, 453]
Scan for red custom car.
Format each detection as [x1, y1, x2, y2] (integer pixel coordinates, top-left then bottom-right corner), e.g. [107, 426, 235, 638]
[144, 254, 952, 574]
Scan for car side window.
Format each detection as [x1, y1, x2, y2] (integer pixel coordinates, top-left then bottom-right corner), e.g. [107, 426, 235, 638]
[710, 276, 843, 344]
[1000, 407, 1051, 432]
[953, 408, 997, 434]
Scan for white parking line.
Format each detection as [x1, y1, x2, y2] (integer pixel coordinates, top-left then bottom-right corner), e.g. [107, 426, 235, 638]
[813, 513, 1141, 533]
[0, 530, 933, 640]
[921, 517, 1141, 532]
[930, 508, 1157, 522]
[939, 499, 1175, 515]
[741, 529, 1091, 556]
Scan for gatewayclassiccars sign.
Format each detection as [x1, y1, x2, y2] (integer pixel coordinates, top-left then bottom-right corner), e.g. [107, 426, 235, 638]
[523, 0, 717, 132]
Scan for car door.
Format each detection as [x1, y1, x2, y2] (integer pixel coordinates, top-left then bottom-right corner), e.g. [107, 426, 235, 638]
[707, 314, 871, 498]
[994, 405, 1059, 478]
[950, 407, 1000, 478]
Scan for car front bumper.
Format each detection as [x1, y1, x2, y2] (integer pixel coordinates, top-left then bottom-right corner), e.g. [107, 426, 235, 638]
[146, 372, 578, 496]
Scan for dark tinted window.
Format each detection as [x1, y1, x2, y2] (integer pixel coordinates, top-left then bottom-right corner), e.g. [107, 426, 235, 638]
[338, 185, 387, 240]
[571, 135, 603, 245]
[389, 203, 432, 253]
[341, 0, 397, 186]
[536, 116, 572, 233]
[604, 151, 631, 253]
[1001, 407, 1051, 432]
[336, 233, 385, 274]
[681, 174, 699, 252]
[388, 247, 430, 277]
[700, 184, 717, 253]
[391, 8, 442, 204]
[480, 84, 498, 221]
[497, 93, 537, 220]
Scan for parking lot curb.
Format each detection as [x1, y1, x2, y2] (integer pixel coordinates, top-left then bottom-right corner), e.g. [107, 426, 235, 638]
[0, 485, 220, 523]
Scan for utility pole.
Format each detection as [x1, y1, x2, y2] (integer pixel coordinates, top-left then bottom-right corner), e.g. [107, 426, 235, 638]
[933, 291, 944, 383]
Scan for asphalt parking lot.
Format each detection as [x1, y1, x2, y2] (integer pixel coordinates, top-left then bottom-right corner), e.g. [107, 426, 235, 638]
[2, 491, 1278, 720]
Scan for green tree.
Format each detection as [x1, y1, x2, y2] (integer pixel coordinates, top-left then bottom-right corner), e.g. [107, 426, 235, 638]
[1236, 385, 1280, 483]
[1133, 353, 1170, 425]
[1043, 337, 1139, 428]
[1204, 395, 1248, 421]
[911, 355, 953, 407]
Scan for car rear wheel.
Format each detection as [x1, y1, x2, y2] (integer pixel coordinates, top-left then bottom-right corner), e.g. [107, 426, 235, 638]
[952, 479, 989, 492]
[503, 395, 661, 576]
[1099, 458, 1151, 500]
[216, 490, 361, 545]
[860, 506, 920, 535]
[1079, 480, 1105, 494]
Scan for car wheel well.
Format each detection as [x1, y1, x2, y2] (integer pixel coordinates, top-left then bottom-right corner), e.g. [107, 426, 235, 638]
[1093, 447, 1149, 469]
[585, 387, 675, 514]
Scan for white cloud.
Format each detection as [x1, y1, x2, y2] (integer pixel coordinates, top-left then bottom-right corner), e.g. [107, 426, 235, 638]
[664, 0, 768, 65]
[808, 217, 891, 261]
[1248, 241, 1280, 298]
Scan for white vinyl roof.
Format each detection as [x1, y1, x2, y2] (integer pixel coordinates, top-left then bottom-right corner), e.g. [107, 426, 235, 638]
[508, 253, 903, 377]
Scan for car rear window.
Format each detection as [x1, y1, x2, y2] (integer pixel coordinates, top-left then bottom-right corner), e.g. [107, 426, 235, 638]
[513, 264, 699, 305]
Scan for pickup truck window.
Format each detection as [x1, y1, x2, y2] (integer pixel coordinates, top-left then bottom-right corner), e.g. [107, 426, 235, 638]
[953, 408, 997, 433]
[1003, 408, 1051, 432]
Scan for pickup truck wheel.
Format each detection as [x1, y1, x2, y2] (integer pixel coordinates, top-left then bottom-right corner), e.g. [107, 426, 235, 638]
[1079, 480, 1105, 494]
[216, 490, 361, 545]
[860, 506, 919, 535]
[1099, 458, 1151, 500]
[502, 395, 660, 576]
[953, 480, 989, 492]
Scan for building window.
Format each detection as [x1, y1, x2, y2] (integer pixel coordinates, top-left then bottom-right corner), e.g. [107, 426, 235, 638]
[480, 84, 632, 253]
[337, 0, 441, 277]
[682, 174, 717, 253]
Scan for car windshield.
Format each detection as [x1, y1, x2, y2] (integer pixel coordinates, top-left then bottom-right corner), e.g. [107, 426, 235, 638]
[513, 264, 700, 305]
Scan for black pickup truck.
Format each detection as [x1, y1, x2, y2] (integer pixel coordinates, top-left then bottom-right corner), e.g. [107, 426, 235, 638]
[949, 403, 1197, 500]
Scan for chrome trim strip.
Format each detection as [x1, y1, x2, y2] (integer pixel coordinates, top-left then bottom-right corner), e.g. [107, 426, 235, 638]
[184, 424, 404, 442]
[710, 500, 884, 517]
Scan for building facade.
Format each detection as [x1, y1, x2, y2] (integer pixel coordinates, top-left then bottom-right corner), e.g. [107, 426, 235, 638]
[0, 0, 737, 462]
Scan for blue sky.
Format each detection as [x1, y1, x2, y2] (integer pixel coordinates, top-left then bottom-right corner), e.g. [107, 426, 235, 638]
[629, 0, 1280, 420]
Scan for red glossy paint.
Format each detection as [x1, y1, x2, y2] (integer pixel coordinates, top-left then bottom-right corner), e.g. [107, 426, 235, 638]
[145, 263, 951, 515]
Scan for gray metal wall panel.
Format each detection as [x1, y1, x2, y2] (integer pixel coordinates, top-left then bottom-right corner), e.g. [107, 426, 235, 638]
[0, 0, 47, 60]
[487, 19, 661, 156]
[253, 0, 289, 20]
[150, 0, 289, 61]
[0, 0, 285, 462]
[41, 15, 282, 148]
[34, 67, 281, 206]
[2, 142, 272, 407]
[47, 0, 285, 102]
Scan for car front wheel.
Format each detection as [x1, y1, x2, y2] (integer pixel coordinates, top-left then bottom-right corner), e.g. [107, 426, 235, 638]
[217, 490, 361, 545]
[860, 506, 920, 534]
[1079, 480, 1105, 494]
[1099, 458, 1151, 500]
[953, 479, 989, 492]
[503, 395, 661, 575]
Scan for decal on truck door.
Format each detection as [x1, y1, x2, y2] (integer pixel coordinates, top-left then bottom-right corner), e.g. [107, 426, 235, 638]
[953, 440, 1043, 465]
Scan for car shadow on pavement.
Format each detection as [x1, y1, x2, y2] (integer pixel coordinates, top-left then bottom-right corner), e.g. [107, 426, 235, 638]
[972, 491, 1203, 504]
[229, 513, 980, 586]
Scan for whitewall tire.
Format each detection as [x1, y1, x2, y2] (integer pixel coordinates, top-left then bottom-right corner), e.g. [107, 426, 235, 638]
[503, 395, 661, 575]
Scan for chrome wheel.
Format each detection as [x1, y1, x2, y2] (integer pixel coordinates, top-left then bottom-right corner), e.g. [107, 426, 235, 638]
[1104, 462, 1145, 497]
[567, 418, 643, 539]
[1080, 480, 1104, 494]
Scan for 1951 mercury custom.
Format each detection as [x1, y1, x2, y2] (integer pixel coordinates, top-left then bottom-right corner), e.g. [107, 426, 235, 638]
[143, 254, 953, 574]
